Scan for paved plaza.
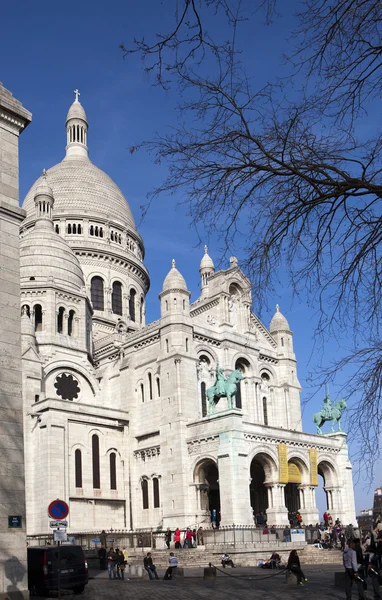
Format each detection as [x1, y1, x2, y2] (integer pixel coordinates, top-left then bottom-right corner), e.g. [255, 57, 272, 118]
[34, 565, 356, 599]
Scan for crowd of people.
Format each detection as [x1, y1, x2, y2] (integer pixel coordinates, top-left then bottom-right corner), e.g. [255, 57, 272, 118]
[167, 526, 204, 549]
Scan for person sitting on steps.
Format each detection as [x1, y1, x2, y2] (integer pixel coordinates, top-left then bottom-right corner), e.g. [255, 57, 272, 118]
[221, 553, 236, 568]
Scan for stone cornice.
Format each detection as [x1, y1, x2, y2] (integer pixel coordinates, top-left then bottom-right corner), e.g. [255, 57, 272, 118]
[0, 83, 32, 130]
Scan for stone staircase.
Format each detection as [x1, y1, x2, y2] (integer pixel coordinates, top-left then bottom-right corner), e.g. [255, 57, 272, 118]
[300, 545, 343, 565]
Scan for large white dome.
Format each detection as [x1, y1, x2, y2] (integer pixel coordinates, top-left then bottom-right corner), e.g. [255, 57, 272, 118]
[22, 156, 136, 229]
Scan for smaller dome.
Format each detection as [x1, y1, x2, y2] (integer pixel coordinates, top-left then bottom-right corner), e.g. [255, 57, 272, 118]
[200, 245, 215, 271]
[35, 170, 53, 199]
[66, 99, 87, 124]
[162, 259, 188, 292]
[20, 228, 85, 293]
[269, 304, 290, 333]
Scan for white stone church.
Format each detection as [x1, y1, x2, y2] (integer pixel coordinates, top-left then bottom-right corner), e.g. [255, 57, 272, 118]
[19, 94, 357, 536]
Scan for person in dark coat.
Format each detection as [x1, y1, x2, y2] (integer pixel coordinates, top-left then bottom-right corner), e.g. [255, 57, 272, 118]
[98, 546, 107, 570]
[287, 550, 307, 585]
[143, 552, 159, 580]
[165, 528, 172, 549]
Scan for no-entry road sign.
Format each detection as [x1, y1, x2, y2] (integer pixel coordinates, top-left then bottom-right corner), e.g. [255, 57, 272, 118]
[48, 499, 69, 520]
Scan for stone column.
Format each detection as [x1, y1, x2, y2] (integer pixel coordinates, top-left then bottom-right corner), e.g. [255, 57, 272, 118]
[298, 485, 319, 526]
[0, 83, 31, 600]
[217, 414, 253, 525]
[264, 483, 289, 526]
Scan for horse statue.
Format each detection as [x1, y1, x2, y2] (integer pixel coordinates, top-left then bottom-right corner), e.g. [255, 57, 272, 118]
[206, 368, 244, 415]
[312, 395, 347, 434]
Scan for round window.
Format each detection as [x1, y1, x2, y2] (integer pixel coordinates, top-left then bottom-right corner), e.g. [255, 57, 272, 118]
[54, 373, 80, 401]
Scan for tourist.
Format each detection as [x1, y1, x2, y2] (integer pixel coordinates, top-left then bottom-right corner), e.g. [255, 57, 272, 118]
[283, 526, 291, 542]
[165, 528, 172, 549]
[98, 546, 106, 570]
[367, 546, 382, 600]
[174, 527, 181, 549]
[163, 552, 178, 579]
[122, 546, 129, 566]
[287, 550, 307, 585]
[143, 552, 159, 580]
[185, 528, 194, 548]
[107, 547, 117, 580]
[221, 553, 236, 568]
[296, 511, 303, 527]
[115, 549, 125, 580]
[343, 540, 363, 600]
[269, 552, 281, 569]
[354, 538, 367, 599]
[197, 526, 204, 546]
[192, 528, 197, 547]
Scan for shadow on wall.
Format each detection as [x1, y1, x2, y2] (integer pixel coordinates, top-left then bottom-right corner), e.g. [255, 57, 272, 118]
[4, 556, 28, 600]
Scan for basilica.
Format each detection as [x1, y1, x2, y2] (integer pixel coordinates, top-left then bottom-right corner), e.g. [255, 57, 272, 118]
[19, 94, 357, 536]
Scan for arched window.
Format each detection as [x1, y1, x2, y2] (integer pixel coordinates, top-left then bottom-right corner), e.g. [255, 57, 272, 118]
[57, 306, 65, 334]
[183, 299, 186, 310]
[140, 297, 144, 324]
[95, 226, 99, 237]
[111, 231, 114, 241]
[91, 276, 104, 311]
[201, 382, 207, 417]
[67, 223, 71, 234]
[34, 304, 42, 332]
[185, 338, 189, 352]
[55, 224, 60, 234]
[129, 289, 136, 321]
[156, 377, 161, 398]
[234, 358, 250, 410]
[112, 281, 123, 315]
[68, 310, 75, 336]
[141, 479, 149, 509]
[148, 373, 153, 400]
[78, 224, 82, 234]
[153, 477, 160, 508]
[72, 224, 77, 234]
[110, 452, 117, 490]
[90, 225, 94, 236]
[140, 383, 144, 403]
[166, 339, 169, 353]
[263, 397, 268, 426]
[100, 228, 103, 238]
[92, 434, 100, 489]
[174, 297, 177, 308]
[75, 449, 82, 488]
[165, 300, 168, 311]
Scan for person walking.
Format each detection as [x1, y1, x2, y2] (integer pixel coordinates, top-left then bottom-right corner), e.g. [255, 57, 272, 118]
[107, 547, 117, 580]
[354, 538, 367, 599]
[343, 540, 364, 600]
[163, 552, 178, 580]
[165, 528, 172, 549]
[185, 528, 194, 548]
[287, 550, 307, 585]
[367, 546, 382, 600]
[174, 528, 181, 549]
[143, 552, 159, 580]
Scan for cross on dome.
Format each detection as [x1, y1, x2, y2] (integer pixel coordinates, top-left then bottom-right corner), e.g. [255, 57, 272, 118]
[172, 259, 176, 268]
[276, 304, 280, 312]
[204, 245, 208, 253]
[74, 89, 80, 102]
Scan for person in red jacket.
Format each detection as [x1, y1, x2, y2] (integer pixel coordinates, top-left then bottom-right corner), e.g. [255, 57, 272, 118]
[174, 528, 181, 549]
[185, 528, 194, 548]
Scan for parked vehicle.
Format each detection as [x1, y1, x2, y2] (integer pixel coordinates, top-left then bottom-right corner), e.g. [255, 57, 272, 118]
[28, 545, 88, 595]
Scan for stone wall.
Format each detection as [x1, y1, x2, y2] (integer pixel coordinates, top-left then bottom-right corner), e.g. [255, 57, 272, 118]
[0, 83, 31, 599]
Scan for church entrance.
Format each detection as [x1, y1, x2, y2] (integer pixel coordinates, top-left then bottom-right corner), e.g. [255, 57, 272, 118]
[249, 458, 269, 522]
[285, 461, 302, 524]
[194, 459, 220, 524]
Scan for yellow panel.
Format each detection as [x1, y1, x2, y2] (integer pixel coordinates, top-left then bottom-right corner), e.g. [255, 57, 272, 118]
[288, 463, 302, 484]
[278, 443, 288, 484]
[309, 447, 318, 486]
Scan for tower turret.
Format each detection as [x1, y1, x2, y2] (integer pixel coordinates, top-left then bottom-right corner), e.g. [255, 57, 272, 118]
[159, 259, 191, 317]
[199, 245, 215, 297]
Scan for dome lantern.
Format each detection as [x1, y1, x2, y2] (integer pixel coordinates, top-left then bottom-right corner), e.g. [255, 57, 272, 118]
[65, 89, 89, 159]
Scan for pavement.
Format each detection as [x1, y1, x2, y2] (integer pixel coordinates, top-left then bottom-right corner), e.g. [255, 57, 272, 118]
[33, 565, 358, 599]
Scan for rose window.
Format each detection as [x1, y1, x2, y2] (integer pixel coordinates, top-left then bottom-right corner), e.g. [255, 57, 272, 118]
[54, 373, 80, 401]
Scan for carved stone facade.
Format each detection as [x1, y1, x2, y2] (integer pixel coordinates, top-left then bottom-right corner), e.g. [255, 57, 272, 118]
[20, 94, 357, 537]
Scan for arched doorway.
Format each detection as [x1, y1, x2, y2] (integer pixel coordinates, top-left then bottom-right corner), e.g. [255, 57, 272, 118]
[250, 459, 268, 516]
[317, 460, 340, 522]
[285, 460, 303, 516]
[194, 459, 220, 524]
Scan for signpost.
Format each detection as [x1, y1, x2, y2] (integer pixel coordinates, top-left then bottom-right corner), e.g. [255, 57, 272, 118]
[8, 516, 22, 528]
[48, 500, 69, 600]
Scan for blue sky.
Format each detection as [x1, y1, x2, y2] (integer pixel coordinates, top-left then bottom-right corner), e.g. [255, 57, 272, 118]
[1, 0, 375, 516]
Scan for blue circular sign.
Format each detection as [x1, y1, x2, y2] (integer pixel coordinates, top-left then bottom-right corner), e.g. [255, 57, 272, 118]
[48, 499, 69, 520]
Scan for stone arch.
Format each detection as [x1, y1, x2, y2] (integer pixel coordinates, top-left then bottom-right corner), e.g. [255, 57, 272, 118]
[287, 453, 310, 485]
[317, 457, 339, 488]
[193, 457, 220, 521]
[44, 361, 98, 402]
[249, 450, 278, 483]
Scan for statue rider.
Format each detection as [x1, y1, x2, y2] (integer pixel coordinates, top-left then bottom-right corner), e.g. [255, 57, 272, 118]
[215, 363, 226, 396]
[322, 394, 332, 419]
